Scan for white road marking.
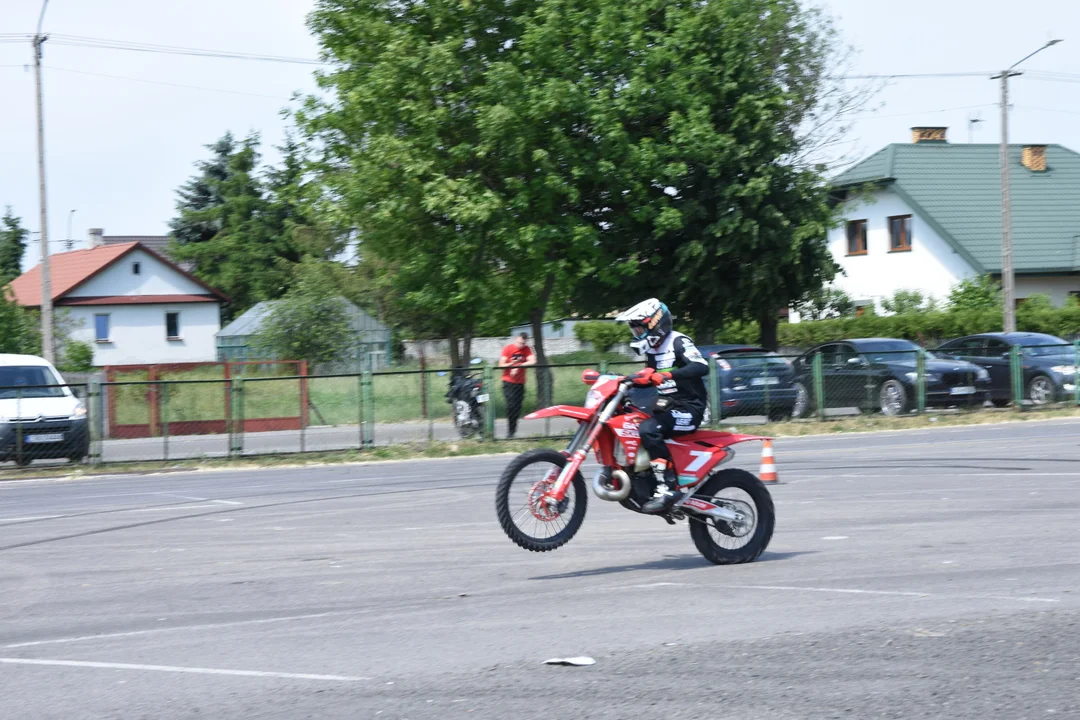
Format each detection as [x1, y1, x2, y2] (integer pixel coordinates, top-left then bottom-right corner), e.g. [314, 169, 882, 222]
[0, 515, 63, 523]
[821, 536, 849, 540]
[725, 584, 1060, 604]
[3, 611, 349, 650]
[0, 657, 366, 682]
[156, 493, 208, 501]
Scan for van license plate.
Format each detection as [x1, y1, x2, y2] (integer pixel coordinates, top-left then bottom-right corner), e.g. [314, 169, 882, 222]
[27, 433, 64, 444]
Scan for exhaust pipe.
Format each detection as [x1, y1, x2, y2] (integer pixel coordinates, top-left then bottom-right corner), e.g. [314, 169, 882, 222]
[592, 467, 632, 502]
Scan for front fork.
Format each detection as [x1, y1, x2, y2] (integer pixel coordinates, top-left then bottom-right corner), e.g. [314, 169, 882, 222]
[548, 385, 627, 502]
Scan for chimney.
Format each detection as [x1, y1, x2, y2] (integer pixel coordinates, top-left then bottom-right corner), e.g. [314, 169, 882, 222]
[88, 228, 105, 247]
[1022, 145, 1048, 172]
[911, 127, 948, 144]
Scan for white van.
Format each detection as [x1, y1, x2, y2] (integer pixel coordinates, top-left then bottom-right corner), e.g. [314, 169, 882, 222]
[0, 354, 89, 466]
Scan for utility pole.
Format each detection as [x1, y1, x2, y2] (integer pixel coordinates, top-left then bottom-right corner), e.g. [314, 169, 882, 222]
[33, 0, 54, 362]
[994, 39, 1063, 334]
[997, 69, 1017, 333]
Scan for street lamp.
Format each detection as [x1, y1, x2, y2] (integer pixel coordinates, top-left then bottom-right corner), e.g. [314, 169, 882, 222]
[995, 39, 1063, 333]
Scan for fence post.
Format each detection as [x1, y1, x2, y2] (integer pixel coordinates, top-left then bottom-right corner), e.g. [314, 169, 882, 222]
[357, 374, 364, 450]
[230, 378, 245, 457]
[299, 376, 306, 455]
[1071, 341, 1080, 408]
[483, 364, 496, 441]
[161, 382, 170, 462]
[916, 349, 927, 414]
[361, 370, 374, 447]
[599, 359, 609, 375]
[762, 357, 772, 422]
[708, 358, 721, 428]
[812, 353, 825, 422]
[89, 380, 103, 466]
[1010, 345, 1024, 411]
[15, 388, 23, 466]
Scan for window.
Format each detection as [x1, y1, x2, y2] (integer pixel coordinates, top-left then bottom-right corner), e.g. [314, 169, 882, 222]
[888, 215, 912, 252]
[94, 314, 110, 343]
[132, 262, 141, 275]
[166, 312, 180, 340]
[942, 338, 987, 358]
[986, 338, 1011, 358]
[846, 219, 867, 255]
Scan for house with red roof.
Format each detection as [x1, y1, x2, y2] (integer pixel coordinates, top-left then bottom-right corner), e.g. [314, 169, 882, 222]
[9, 242, 228, 365]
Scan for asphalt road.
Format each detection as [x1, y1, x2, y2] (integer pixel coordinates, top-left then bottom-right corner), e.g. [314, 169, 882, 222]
[2, 419, 1079, 718]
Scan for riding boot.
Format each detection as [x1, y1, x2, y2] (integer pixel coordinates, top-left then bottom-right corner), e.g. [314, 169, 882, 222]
[641, 458, 684, 514]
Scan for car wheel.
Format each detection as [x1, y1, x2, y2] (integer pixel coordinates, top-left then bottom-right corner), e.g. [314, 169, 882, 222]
[991, 398, 1011, 409]
[1028, 374, 1056, 405]
[768, 408, 792, 423]
[791, 382, 813, 419]
[878, 379, 910, 416]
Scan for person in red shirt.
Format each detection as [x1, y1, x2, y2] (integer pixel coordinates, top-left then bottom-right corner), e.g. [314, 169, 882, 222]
[498, 333, 536, 439]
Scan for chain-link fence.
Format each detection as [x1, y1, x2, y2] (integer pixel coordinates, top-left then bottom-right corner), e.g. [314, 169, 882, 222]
[2, 342, 1078, 467]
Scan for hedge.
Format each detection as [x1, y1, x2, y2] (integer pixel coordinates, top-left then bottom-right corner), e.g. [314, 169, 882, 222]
[716, 306, 1080, 349]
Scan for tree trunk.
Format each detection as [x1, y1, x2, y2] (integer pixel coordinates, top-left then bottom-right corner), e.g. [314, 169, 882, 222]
[531, 273, 557, 408]
[448, 331, 461, 369]
[758, 306, 779, 351]
[462, 329, 473, 366]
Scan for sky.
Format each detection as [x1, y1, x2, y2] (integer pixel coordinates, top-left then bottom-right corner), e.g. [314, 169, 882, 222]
[2, 0, 1079, 269]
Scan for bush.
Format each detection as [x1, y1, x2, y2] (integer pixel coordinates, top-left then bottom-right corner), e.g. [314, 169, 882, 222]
[59, 340, 95, 372]
[947, 275, 1000, 312]
[253, 279, 355, 366]
[573, 321, 631, 353]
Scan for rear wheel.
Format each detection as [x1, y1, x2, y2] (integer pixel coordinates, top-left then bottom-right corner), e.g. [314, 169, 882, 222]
[495, 448, 587, 552]
[688, 468, 774, 565]
[454, 400, 478, 438]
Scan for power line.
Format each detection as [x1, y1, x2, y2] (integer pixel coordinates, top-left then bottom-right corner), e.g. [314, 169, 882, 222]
[1015, 104, 1080, 117]
[838, 71, 996, 80]
[851, 103, 995, 120]
[45, 34, 324, 65]
[46, 66, 295, 100]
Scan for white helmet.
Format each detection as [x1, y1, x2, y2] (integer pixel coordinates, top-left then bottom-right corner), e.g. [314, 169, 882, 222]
[616, 298, 672, 352]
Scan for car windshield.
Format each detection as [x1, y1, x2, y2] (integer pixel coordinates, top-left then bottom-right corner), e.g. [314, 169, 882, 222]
[720, 352, 790, 369]
[856, 341, 934, 363]
[0, 366, 66, 398]
[1019, 338, 1071, 357]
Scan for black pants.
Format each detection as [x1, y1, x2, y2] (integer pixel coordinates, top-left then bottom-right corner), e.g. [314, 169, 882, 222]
[502, 381, 526, 437]
[638, 399, 705, 466]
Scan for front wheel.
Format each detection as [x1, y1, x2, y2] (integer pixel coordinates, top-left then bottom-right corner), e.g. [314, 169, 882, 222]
[878, 379, 910, 416]
[791, 381, 814, 419]
[688, 468, 774, 565]
[495, 448, 587, 552]
[1028, 374, 1056, 405]
[453, 400, 478, 438]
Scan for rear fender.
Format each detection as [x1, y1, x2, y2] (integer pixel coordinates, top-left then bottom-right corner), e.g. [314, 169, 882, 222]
[666, 432, 771, 487]
[523, 405, 594, 421]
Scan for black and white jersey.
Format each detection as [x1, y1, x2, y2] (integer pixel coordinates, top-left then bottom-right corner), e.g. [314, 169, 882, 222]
[644, 332, 709, 407]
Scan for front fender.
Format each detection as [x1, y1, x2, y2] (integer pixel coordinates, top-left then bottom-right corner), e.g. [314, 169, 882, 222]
[523, 405, 594, 421]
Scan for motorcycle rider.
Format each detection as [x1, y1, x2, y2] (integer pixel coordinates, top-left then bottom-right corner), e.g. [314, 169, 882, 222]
[615, 298, 709, 514]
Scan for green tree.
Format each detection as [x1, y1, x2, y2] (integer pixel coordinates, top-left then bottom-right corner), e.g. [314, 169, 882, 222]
[59, 340, 95, 372]
[947, 275, 1001, 312]
[252, 271, 354, 367]
[168, 133, 238, 246]
[881, 289, 934, 315]
[0, 287, 39, 354]
[794, 287, 856, 321]
[573, 322, 631, 354]
[0, 207, 28, 285]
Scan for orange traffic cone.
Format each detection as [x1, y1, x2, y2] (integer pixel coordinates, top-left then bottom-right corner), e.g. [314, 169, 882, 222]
[759, 439, 780, 484]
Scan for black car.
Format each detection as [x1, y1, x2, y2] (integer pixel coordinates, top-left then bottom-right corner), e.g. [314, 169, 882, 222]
[936, 332, 1076, 406]
[697, 345, 798, 421]
[790, 338, 991, 417]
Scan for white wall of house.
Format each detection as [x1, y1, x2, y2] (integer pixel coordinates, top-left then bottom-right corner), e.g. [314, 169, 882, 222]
[828, 189, 977, 310]
[67, 249, 208, 298]
[1014, 276, 1080, 306]
[66, 303, 221, 365]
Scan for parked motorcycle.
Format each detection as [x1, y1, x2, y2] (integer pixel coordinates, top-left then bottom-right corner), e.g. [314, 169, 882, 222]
[495, 370, 775, 565]
[444, 359, 489, 439]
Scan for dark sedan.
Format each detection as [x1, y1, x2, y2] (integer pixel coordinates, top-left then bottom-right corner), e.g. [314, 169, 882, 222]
[697, 345, 798, 421]
[936, 332, 1076, 406]
[790, 338, 991, 417]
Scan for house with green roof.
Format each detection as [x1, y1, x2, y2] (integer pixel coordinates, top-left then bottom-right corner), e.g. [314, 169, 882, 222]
[828, 127, 1080, 311]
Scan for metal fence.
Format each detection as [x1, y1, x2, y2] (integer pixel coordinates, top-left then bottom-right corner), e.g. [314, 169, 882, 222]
[0, 342, 1077, 467]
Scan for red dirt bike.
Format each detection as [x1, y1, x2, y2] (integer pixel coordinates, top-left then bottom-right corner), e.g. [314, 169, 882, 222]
[495, 370, 775, 565]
